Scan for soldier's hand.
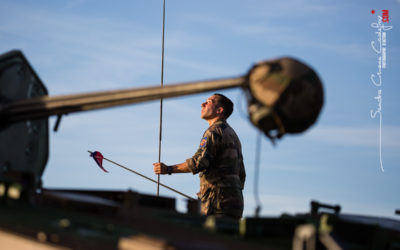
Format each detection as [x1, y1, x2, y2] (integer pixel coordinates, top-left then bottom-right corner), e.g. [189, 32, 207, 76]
[153, 162, 168, 175]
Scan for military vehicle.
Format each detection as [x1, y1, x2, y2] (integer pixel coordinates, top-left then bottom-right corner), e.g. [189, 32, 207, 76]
[0, 50, 399, 249]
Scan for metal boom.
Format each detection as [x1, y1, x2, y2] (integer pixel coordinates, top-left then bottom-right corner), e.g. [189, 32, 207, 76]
[0, 76, 245, 124]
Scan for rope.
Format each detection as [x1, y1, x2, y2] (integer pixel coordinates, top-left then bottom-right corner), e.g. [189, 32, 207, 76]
[87, 151, 196, 200]
[254, 131, 262, 217]
[157, 0, 166, 197]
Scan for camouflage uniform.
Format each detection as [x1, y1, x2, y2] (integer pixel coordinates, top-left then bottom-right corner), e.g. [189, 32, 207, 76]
[186, 120, 246, 219]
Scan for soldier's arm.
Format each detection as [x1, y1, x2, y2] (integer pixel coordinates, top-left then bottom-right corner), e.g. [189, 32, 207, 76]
[171, 162, 191, 173]
[153, 162, 191, 174]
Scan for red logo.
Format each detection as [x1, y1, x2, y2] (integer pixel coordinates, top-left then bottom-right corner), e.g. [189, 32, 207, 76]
[382, 10, 389, 23]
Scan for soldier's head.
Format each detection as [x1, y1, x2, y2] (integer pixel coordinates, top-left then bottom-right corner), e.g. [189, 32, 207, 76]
[214, 93, 233, 119]
[200, 94, 233, 123]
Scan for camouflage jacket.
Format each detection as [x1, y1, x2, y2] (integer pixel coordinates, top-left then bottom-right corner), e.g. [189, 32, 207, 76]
[186, 120, 246, 218]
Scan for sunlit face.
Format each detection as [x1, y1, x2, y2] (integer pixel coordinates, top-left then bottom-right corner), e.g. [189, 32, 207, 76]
[200, 95, 221, 120]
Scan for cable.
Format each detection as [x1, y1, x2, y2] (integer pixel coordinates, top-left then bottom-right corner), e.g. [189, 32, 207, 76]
[157, 0, 166, 197]
[236, 89, 249, 122]
[254, 131, 262, 217]
[238, 89, 263, 216]
[88, 151, 196, 200]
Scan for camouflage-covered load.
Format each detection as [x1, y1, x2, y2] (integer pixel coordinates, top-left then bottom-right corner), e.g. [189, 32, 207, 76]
[246, 57, 324, 142]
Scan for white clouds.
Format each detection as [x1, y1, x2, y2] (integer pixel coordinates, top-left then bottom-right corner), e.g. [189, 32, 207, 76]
[1, 1, 242, 94]
[251, 0, 337, 19]
[307, 125, 400, 147]
[0, 2, 163, 92]
[185, 14, 280, 36]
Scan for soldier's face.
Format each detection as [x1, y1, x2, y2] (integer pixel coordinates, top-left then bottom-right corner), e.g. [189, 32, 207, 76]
[201, 95, 220, 120]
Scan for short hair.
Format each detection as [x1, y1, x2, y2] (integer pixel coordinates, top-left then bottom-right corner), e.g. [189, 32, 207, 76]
[214, 93, 234, 119]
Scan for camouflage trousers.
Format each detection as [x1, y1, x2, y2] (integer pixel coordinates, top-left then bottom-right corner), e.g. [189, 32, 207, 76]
[198, 186, 244, 219]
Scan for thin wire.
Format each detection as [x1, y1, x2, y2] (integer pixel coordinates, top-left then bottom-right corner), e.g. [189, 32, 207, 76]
[254, 131, 262, 217]
[157, 0, 166, 197]
[238, 86, 263, 216]
[87, 151, 196, 200]
[236, 89, 249, 121]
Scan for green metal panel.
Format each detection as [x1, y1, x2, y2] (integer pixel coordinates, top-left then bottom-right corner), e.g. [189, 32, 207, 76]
[0, 50, 49, 189]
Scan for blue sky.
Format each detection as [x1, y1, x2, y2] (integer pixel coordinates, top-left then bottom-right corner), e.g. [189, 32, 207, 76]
[1, 0, 399, 219]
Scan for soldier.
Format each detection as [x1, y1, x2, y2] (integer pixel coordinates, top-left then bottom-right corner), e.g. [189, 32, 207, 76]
[153, 93, 246, 219]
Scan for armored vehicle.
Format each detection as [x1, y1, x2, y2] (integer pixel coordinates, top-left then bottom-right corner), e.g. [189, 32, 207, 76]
[0, 50, 399, 249]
